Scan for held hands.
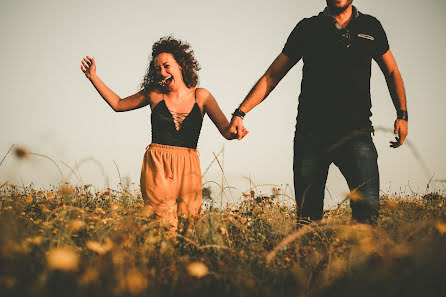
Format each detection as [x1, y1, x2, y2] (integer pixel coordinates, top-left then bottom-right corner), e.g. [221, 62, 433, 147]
[80, 56, 96, 79]
[228, 116, 249, 140]
[390, 119, 408, 148]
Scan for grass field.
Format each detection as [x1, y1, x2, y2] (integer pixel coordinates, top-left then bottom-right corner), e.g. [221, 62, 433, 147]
[0, 180, 445, 297]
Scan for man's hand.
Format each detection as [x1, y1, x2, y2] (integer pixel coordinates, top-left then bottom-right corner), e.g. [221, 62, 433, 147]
[390, 119, 408, 148]
[228, 116, 248, 140]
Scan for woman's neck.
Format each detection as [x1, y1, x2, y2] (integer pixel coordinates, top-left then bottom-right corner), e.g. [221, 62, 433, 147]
[166, 85, 193, 101]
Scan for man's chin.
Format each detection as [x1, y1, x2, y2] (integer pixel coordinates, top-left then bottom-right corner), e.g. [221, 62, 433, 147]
[328, 5, 349, 14]
[327, 0, 353, 14]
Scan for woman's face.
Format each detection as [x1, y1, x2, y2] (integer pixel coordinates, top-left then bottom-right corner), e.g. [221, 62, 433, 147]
[154, 52, 183, 91]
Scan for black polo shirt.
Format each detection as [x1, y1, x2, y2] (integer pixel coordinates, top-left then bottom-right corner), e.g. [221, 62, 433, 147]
[283, 10, 389, 135]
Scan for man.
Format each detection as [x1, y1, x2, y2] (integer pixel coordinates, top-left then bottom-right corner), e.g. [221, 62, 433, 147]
[228, 0, 408, 224]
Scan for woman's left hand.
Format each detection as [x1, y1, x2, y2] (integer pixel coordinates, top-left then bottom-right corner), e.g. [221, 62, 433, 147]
[81, 56, 96, 80]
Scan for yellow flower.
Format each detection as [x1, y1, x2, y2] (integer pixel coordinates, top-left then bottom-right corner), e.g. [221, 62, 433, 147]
[86, 238, 113, 255]
[46, 192, 55, 200]
[381, 199, 397, 210]
[123, 269, 148, 294]
[25, 194, 33, 204]
[40, 204, 50, 213]
[69, 219, 85, 232]
[59, 184, 75, 195]
[436, 222, 446, 234]
[26, 236, 43, 245]
[218, 226, 227, 235]
[186, 262, 208, 278]
[46, 247, 79, 271]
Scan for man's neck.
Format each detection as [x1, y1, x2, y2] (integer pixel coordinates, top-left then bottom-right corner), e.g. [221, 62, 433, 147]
[329, 4, 353, 28]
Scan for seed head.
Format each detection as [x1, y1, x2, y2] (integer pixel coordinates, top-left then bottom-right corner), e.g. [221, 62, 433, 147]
[14, 147, 29, 159]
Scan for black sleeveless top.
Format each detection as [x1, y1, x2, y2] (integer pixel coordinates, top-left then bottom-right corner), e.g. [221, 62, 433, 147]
[151, 91, 203, 149]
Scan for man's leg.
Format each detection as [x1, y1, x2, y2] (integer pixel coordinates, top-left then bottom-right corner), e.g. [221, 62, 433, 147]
[333, 133, 380, 224]
[293, 133, 330, 222]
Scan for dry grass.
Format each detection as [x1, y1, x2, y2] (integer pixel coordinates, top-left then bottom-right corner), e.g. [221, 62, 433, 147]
[0, 181, 445, 297]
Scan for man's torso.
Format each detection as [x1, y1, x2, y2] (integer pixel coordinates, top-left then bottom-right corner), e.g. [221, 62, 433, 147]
[283, 7, 389, 135]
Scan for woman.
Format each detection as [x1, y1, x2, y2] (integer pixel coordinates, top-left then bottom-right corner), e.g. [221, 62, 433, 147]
[81, 37, 247, 229]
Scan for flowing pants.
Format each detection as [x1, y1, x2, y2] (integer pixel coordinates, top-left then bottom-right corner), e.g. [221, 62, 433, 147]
[140, 143, 202, 229]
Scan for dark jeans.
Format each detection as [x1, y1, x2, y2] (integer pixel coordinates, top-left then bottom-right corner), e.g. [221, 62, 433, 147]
[293, 129, 379, 223]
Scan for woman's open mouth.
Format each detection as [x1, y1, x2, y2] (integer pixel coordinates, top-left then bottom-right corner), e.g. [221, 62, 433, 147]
[163, 76, 173, 86]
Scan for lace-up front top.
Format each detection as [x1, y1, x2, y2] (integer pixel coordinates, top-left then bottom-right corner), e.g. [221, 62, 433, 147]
[151, 90, 203, 149]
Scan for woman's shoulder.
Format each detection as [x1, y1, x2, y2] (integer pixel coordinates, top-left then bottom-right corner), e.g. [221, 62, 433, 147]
[195, 87, 210, 95]
[195, 87, 213, 103]
[143, 88, 164, 108]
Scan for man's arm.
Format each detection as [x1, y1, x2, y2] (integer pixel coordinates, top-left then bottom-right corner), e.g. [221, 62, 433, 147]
[228, 53, 299, 139]
[374, 50, 408, 148]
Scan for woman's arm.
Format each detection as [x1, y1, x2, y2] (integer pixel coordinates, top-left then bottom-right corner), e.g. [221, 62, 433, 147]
[81, 56, 149, 112]
[199, 88, 248, 140]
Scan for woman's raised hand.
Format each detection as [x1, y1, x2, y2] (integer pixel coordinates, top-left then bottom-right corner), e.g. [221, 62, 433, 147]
[81, 56, 96, 79]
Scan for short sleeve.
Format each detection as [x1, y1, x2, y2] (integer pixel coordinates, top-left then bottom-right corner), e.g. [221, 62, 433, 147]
[374, 19, 390, 56]
[282, 18, 308, 61]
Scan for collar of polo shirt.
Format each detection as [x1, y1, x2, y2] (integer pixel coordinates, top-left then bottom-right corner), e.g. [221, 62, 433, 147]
[322, 5, 360, 30]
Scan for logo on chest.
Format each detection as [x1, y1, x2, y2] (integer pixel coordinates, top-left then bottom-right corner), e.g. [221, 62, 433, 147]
[357, 33, 375, 41]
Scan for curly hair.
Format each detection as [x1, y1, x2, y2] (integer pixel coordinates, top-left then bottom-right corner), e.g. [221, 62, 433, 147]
[140, 36, 200, 94]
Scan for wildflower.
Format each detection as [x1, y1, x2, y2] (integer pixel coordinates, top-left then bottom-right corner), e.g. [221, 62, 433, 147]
[46, 192, 55, 200]
[25, 194, 33, 204]
[111, 203, 120, 212]
[69, 219, 85, 232]
[26, 236, 43, 245]
[218, 226, 227, 235]
[186, 262, 208, 278]
[123, 269, 148, 294]
[86, 238, 113, 255]
[46, 247, 79, 271]
[436, 222, 446, 234]
[59, 184, 75, 195]
[94, 207, 105, 214]
[39, 204, 50, 213]
[381, 199, 397, 210]
[145, 235, 159, 245]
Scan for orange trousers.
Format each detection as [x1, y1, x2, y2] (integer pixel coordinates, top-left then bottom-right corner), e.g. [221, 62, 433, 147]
[140, 143, 202, 229]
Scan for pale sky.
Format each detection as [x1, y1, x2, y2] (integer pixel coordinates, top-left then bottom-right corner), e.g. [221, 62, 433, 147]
[1, 0, 445, 208]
